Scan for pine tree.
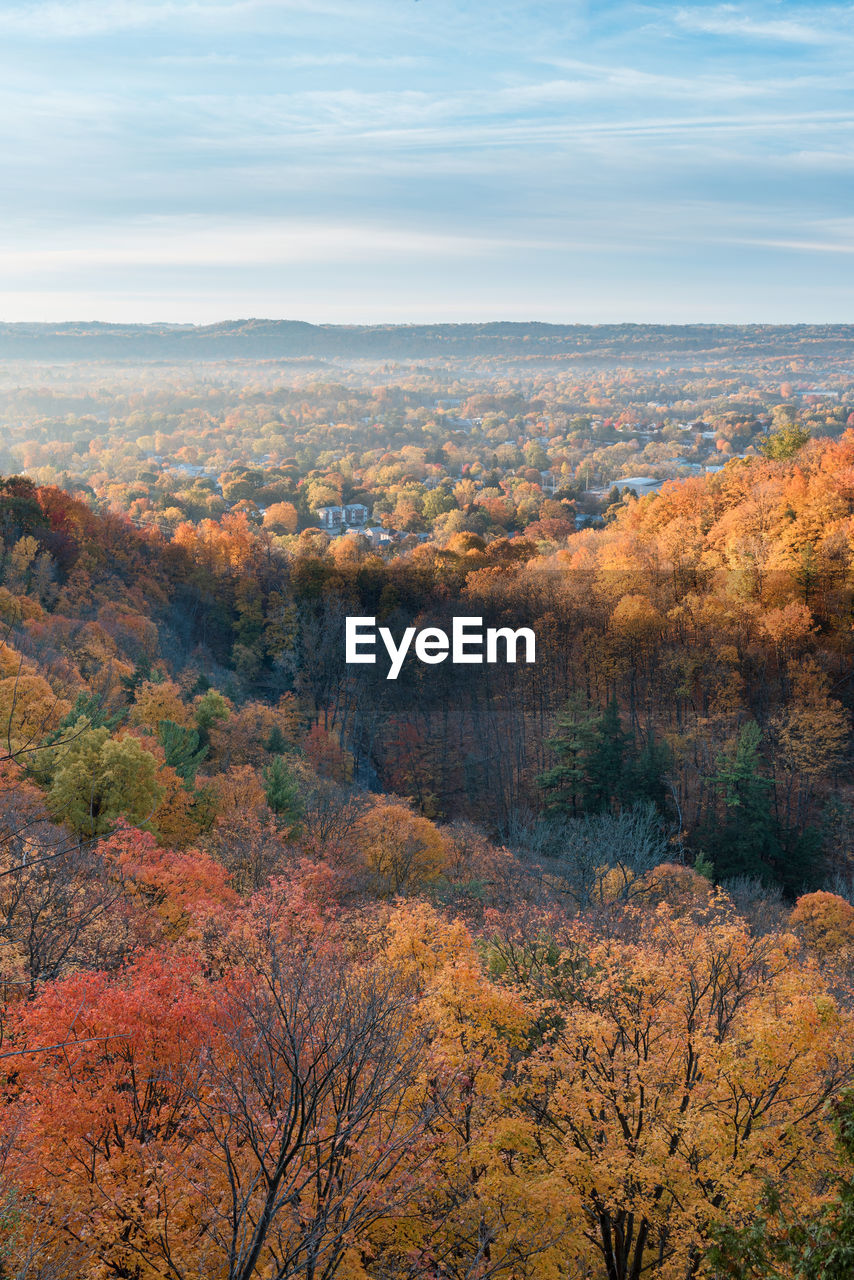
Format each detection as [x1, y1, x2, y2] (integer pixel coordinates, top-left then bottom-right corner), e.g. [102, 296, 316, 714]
[157, 719, 208, 788]
[582, 696, 631, 812]
[624, 730, 671, 812]
[264, 724, 287, 755]
[120, 656, 154, 700]
[540, 696, 654, 816]
[538, 695, 600, 817]
[59, 693, 125, 733]
[262, 756, 304, 833]
[705, 722, 780, 881]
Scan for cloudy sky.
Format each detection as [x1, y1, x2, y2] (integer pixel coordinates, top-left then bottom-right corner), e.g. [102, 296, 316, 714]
[0, 0, 851, 322]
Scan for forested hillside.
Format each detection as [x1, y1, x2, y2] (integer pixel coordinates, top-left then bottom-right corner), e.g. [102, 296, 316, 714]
[3, 429, 852, 884]
[2, 419, 854, 1278]
[2, 320, 854, 362]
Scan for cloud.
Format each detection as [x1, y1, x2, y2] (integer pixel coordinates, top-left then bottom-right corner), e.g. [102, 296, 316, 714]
[673, 4, 846, 46]
[0, 217, 539, 275]
[0, 0, 851, 322]
[155, 51, 424, 69]
[0, 0, 348, 39]
[743, 238, 854, 253]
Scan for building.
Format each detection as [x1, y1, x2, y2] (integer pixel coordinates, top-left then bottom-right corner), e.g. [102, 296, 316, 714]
[615, 476, 665, 495]
[316, 503, 370, 533]
[343, 503, 369, 527]
[364, 526, 395, 547]
[316, 506, 343, 532]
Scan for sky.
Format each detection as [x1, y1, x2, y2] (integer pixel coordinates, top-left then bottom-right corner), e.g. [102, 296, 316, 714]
[0, 0, 852, 323]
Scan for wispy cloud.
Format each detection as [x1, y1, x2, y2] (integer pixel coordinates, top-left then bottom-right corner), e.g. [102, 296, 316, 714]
[0, 0, 851, 320]
[155, 51, 424, 69]
[737, 237, 854, 252]
[673, 4, 848, 46]
[0, 217, 536, 274]
[0, 0, 349, 39]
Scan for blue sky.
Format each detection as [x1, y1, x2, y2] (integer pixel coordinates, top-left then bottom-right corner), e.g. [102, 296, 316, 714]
[0, 0, 851, 323]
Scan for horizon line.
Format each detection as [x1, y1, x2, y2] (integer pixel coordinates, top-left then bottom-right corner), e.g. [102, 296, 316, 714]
[2, 317, 853, 329]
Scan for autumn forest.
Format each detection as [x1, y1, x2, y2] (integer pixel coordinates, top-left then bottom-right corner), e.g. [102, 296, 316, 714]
[2, 328, 854, 1280]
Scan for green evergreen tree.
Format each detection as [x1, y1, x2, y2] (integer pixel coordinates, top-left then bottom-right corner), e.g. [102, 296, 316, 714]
[624, 730, 671, 812]
[38, 694, 124, 759]
[539, 695, 656, 816]
[58, 692, 125, 733]
[120, 656, 154, 700]
[262, 756, 304, 833]
[538, 695, 600, 817]
[582, 696, 631, 812]
[263, 723, 287, 755]
[704, 722, 780, 882]
[795, 542, 820, 604]
[157, 719, 208, 788]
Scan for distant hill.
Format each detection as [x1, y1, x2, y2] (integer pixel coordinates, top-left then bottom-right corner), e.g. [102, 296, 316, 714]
[0, 320, 853, 362]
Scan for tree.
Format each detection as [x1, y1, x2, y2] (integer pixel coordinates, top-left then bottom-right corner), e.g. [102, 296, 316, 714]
[205, 766, 287, 894]
[57, 691, 124, 733]
[772, 660, 849, 783]
[709, 1091, 854, 1280]
[193, 686, 231, 748]
[625, 731, 671, 812]
[262, 755, 304, 832]
[264, 723, 288, 754]
[181, 948, 435, 1280]
[119, 655, 153, 700]
[7, 953, 224, 1278]
[703, 722, 780, 882]
[45, 727, 162, 836]
[0, 780, 123, 991]
[99, 825, 238, 944]
[540, 696, 646, 816]
[357, 800, 449, 896]
[157, 717, 208, 786]
[371, 904, 558, 1280]
[538, 695, 600, 817]
[8, 945, 436, 1280]
[530, 802, 671, 909]
[513, 909, 854, 1280]
[262, 501, 298, 534]
[0, 646, 71, 765]
[790, 891, 854, 961]
[208, 698, 298, 769]
[583, 695, 632, 812]
[129, 678, 192, 730]
[760, 422, 810, 460]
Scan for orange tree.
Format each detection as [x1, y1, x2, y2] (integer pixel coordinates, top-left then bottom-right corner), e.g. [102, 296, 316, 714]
[5, 933, 437, 1280]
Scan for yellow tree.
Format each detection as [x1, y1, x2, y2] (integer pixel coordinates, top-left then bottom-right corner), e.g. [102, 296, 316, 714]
[511, 907, 854, 1280]
[356, 801, 450, 896]
[129, 678, 193, 731]
[0, 641, 70, 763]
[790, 891, 854, 962]
[367, 903, 560, 1280]
[772, 658, 849, 782]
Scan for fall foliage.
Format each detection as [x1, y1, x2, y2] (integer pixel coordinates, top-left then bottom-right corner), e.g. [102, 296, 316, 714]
[2, 357, 854, 1279]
